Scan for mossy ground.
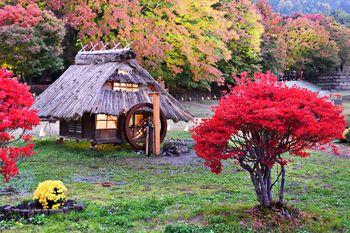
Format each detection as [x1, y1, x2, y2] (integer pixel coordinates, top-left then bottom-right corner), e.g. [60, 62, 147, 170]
[0, 131, 349, 232]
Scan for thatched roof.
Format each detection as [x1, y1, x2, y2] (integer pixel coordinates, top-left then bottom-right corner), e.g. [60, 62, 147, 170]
[33, 48, 193, 122]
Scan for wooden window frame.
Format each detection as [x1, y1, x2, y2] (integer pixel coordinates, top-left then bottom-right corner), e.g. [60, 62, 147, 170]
[67, 120, 82, 134]
[96, 114, 118, 130]
[112, 82, 139, 92]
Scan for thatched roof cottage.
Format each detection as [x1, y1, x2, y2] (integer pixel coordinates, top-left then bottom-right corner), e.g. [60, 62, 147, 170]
[33, 47, 193, 149]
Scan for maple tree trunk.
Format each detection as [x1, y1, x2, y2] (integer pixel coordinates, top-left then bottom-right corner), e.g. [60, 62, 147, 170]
[278, 165, 286, 204]
[248, 164, 273, 207]
[248, 163, 286, 207]
[266, 169, 273, 202]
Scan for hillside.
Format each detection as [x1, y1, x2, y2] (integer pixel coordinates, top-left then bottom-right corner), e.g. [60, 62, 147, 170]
[269, 0, 350, 15]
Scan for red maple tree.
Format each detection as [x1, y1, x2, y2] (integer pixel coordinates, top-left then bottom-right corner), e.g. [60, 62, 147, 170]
[0, 69, 39, 181]
[191, 72, 345, 207]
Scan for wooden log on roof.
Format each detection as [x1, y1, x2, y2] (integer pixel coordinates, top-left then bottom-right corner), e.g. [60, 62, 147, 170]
[75, 49, 136, 65]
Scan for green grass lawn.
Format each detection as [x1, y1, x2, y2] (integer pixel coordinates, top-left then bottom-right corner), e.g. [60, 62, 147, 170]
[181, 100, 216, 118]
[0, 133, 349, 232]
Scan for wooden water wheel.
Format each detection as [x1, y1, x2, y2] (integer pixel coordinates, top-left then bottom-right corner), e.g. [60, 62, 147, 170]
[123, 103, 167, 150]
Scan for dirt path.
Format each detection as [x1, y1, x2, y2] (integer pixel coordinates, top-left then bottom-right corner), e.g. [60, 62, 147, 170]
[119, 151, 203, 167]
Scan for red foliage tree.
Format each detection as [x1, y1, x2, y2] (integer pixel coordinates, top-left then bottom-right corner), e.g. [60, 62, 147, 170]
[191, 72, 345, 207]
[0, 69, 39, 181]
[0, 4, 65, 81]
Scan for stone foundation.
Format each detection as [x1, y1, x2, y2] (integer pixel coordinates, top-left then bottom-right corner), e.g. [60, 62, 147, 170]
[315, 66, 350, 91]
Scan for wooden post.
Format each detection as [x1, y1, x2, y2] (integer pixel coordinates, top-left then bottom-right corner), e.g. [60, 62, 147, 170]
[149, 92, 160, 156]
[145, 125, 149, 155]
[145, 121, 154, 156]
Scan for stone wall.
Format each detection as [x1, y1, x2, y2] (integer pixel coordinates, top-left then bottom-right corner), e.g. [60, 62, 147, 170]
[315, 65, 350, 91]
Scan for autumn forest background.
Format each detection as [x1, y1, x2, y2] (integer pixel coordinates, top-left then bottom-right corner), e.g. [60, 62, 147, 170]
[1, 0, 350, 92]
[0, 1, 350, 232]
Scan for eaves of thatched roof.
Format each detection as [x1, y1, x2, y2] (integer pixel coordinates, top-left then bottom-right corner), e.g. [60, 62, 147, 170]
[32, 48, 193, 122]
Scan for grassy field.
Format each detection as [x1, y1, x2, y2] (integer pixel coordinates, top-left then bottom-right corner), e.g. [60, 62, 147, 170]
[181, 100, 216, 118]
[0, 131, 349, 232]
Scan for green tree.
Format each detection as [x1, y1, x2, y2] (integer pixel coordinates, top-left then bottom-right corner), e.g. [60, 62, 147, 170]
[314, 15, 350, 69]
[0, 4, 65, 82]
[283, 15, 340, 77]
[256, 0, 287, 76]
[214, 0, 264, 84]
[332, 10, 350, 27]
[269, 0, 350, 15]
[140, 0, 236, 89]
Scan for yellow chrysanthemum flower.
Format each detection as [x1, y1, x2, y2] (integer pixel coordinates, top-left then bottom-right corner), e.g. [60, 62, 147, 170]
[343, 128, 350, 139]
[33, 180, 67, 209]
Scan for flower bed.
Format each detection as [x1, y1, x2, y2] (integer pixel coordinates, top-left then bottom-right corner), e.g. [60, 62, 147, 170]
[0, 180, 83, 221]
[0, 200, 84, 220]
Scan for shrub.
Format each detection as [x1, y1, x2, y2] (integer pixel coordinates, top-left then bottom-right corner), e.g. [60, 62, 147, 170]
[33, 180, 67, 209]
[191, 72, 345, 207]
[342, 128, 350, 142]
[0, 69, 39, 182]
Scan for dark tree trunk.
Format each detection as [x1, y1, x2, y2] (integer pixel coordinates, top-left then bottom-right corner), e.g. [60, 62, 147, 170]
[247, 163, 287, 207]
[266, 169, 273, 202]
[249, 172, 264, 205]
[257, 167, 270, 207]
[249, 164, 273, 207]
[240, 157, 287, 208]
[278, 165, 286, 204]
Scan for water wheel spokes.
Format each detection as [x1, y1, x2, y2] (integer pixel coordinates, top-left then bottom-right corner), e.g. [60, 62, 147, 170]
[124, 103, 167, 150]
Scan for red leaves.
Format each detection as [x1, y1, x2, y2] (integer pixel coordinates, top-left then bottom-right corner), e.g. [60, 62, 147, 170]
[0, 69, 39, 181]
[23, 0, 237, 86]
[22, 134, 32, 142]
[192, 72, 346, 173]
[0, 143, 35, 182]
[65, 0, 170, 64]
[0, 4, 42, 28]
[0, 3, 65, 79]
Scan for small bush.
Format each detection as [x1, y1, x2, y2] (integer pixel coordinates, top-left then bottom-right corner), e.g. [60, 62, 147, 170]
[33, 180, 67, 209]
[341, 128, 350, 142]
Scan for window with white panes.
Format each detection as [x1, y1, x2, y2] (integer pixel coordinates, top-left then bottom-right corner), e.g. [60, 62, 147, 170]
[96, 114, 118, 129]
[112, 82, 139, 92]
